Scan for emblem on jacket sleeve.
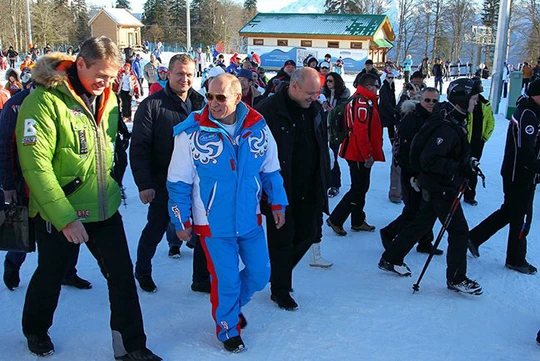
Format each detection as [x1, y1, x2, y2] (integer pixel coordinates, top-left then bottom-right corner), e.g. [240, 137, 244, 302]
[191, 131, 223, 165]
[436, 137, 444, 145]
[525, 125, 535, 135]
[248, 127, 269, 158]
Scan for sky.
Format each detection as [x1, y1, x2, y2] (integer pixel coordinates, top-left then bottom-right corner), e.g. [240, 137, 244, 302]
[87, 0, 291, 14]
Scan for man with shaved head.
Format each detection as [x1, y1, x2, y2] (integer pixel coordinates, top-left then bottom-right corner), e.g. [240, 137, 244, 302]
[256, 68, 330, 311]
[167, 73, 287, 352]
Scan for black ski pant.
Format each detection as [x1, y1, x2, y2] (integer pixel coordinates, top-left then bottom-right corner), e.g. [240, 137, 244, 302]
[382, 169, 434, 246]
[135, 192, 209, 283]
[22, 213, 147, 356]
[464, 139, 484, 201]
[120, 90, 132, 118]
[266, 199, 318, 296]
[382, 190, 469, 284]
[469, 179, 535, 266]
[329, 142, 342, 189]
[329, 160, 371, 227]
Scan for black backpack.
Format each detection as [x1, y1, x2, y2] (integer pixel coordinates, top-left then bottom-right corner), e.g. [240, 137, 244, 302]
[327, 94, 363, 144]
[112, 116, 131, 206]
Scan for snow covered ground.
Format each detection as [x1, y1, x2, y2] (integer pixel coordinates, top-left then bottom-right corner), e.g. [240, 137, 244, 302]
[0, 67, 539, 361]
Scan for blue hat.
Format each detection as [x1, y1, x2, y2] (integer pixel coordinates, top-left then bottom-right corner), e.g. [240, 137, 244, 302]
[237, 69, 253, 80]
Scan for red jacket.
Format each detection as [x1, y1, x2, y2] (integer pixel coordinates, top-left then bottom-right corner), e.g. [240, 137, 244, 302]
[339, 85, 385, 163]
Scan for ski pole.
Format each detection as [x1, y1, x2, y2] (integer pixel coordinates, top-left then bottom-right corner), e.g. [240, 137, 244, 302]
[412, 181, 468, 293]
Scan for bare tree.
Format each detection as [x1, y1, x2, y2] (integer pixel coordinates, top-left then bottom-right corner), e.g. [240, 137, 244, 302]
[442, 0, 476, 61]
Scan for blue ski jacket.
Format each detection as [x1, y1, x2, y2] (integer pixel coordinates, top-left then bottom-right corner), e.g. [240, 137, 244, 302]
[167, 102, 288, 238]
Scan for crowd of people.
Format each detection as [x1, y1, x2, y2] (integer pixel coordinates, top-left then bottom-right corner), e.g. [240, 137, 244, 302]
[0, 36, 539, 359]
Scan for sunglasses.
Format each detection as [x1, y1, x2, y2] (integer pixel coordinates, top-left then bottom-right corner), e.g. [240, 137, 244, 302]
[326, 79, 334, 83]
[387, 76, 394, 79]
[206, 93, 228, 102]
[422, 98, 439, 103]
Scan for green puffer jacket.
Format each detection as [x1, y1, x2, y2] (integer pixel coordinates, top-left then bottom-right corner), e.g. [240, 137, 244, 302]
[467, 95, 495, 143]
[16, 53, 121, 231]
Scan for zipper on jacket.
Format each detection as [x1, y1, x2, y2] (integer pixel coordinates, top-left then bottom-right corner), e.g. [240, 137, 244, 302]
[95, 122, 109, 220]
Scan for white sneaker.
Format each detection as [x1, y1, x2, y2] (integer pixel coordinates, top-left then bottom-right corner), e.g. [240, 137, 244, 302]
[309, 244, 333, 268]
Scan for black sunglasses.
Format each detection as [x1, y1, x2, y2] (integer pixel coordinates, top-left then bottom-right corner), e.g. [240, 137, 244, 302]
[206, 93, 228, 102]
[422, 98, 439, 103]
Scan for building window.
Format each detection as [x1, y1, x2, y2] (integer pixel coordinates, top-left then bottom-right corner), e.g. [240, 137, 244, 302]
[328, 41, 339, 48]
[350, 42, 363, 49]
[301, 40, 312, 47]
[253, 39, 264, 46]
[277, 39, 288, 46]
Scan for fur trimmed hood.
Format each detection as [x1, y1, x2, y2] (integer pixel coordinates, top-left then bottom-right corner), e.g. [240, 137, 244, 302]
[400, 99, 419, 116]
[32, 52, 74, 88]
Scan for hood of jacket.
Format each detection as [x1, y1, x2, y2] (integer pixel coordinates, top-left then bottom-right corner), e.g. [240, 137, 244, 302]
[517, 95, 540, 115]
[31, 52, 75, 88]
[401, 99, 419, 116]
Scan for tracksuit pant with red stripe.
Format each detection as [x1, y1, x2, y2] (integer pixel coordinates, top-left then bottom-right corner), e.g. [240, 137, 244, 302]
[200, 226, 270, 342]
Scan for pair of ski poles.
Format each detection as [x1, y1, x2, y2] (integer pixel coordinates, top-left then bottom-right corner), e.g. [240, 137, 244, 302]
[412, 163, 485, 293]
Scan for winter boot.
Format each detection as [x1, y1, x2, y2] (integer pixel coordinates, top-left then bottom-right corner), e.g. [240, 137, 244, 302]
[271, 292, 299, 311]
[447, 277, 482, 295]
[114, 347, 162, 360]
[468, 240, 480, 258]
[135, 274, 157, 293]
[223, 336, 246, 353]
[309, 243, 333, 268]
[61, 275, 92, 289]
[326, 218, 347, 236]
[351, 221, 375, 232]
[168, 245, 181, 259]
[191, 279, 211, 293]
[3, 259, 20, 291]
[25, 333, 55, 357]
[505, 262, 537, 275]
[378, 256, 412, 277]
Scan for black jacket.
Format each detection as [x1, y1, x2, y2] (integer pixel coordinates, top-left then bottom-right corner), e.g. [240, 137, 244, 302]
[397, 101, 432, 173]
[417, 102, 470, 193]
[130, 84, 205, 192]
[256, 86, 330, 214]
[501, 96, 540, 185]
[263, 69, 291, 97]
[379, 80, 397, 127]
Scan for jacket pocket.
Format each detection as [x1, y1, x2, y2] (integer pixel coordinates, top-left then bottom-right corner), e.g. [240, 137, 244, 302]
[62, 177, 83, 197]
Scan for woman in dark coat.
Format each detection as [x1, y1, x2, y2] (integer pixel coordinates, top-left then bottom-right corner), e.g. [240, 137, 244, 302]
[321, 72, 350, 198]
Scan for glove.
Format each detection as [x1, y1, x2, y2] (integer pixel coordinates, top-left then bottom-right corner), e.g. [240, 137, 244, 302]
[410, 177, 420, 192]
[458, 162, 476, 180]
[364, 156, 374, 168]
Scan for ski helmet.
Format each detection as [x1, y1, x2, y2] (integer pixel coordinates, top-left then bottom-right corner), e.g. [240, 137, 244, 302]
[447, 78, 480, 110]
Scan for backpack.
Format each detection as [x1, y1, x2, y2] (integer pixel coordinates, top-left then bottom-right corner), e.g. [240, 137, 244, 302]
[327, 94, 362, 144]
[112, 116, 131, 206]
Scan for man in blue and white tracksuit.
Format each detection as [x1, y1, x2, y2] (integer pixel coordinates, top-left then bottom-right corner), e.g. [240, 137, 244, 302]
[167, 74, 288, 352]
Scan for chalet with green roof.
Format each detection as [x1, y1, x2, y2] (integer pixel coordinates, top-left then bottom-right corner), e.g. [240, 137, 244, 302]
[239, 13, 395, 71]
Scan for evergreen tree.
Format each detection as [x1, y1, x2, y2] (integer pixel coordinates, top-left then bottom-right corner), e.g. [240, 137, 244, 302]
[115, 0, 131, 9]
[244, 0, 257, 21]
[142, 0, 157, 25]
[481, 0, 499, 28]
[324, 0, 365, 14]
[73, 0, 90, 44]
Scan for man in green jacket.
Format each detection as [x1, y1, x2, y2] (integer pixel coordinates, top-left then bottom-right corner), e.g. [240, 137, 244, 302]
[464, 78, 495, 205]
[16, 37, 161, 361]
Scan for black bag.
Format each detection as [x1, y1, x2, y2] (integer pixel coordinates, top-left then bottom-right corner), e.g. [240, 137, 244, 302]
[0, 203, 35, 252]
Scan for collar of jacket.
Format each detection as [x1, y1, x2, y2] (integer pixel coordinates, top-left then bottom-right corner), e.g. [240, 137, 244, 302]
[275, 85, 321, 122]
[196, 101, 263, 133]
[518, 95, 540, 115]
[354, 85, 378, 106]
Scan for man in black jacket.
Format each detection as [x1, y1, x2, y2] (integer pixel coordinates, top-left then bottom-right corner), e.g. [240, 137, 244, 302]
[380, 87, 443, 255]
[468, 80, 540, 274]
[378, 78, 483, 296]
[262, 60, 296, 97]
[130, 54, 208, 293]
[256, 68, 330, 310]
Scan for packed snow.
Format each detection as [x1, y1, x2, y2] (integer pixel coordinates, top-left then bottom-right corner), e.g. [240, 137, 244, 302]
[0, 65, 538, 361]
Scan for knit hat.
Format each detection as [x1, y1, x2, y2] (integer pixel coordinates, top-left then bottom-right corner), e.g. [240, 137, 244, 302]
[208, 66, 225, 78]
[237, 68, 254, 80]
[527, 79, 540, 96]
[320, 61, 331, 69]
[284, 60, 296, 67]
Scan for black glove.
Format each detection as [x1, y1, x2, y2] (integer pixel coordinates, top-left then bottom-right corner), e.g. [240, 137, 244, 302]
[458, 162, 476, 180]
